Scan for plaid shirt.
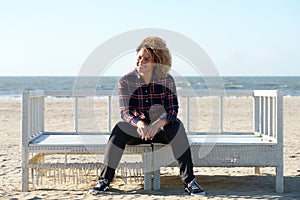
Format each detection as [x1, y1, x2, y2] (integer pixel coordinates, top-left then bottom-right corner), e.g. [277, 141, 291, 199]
[118, 69, 179, 127]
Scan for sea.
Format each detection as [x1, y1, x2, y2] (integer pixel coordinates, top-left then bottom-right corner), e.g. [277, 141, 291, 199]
[0, 76, 300, 99]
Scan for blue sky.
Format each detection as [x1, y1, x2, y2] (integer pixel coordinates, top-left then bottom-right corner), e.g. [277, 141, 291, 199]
[0, 0, 299, 76]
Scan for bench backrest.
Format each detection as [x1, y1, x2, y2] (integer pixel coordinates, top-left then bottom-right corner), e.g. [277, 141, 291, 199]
[22, 90, 283, 144]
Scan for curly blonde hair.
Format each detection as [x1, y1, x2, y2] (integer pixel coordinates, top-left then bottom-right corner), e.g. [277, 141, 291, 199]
[136, 36, 172, 79]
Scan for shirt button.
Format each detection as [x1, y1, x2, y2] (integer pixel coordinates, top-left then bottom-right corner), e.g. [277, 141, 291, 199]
[145, 90, 148, 93]
[146, 100, 148, 103]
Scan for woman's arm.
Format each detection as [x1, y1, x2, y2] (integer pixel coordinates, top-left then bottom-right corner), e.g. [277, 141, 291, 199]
[163, 75, 179, 123]
[118, 79, 141, 127]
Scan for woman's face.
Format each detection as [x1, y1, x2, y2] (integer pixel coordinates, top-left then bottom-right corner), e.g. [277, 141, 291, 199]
[135, 48, 154, 76]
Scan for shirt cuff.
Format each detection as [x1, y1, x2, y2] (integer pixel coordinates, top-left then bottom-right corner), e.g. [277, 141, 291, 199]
[159, 113, 168, 121]
[166, 112, 177, 122]
[131, 116, 142, 126]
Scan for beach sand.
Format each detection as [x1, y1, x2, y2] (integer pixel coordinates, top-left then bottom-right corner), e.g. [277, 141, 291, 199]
[0, 97, 299, 199]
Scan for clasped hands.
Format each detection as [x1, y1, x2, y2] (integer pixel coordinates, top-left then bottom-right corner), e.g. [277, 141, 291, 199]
[136, 119, 165, 141]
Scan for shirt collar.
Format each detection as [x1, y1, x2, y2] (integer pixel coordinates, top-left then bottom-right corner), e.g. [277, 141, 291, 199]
[133, 69, 160, 84]
[133, 69, 141, 79]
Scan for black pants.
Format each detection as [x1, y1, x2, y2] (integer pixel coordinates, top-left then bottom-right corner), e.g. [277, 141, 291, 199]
[99, 119, 195, 185]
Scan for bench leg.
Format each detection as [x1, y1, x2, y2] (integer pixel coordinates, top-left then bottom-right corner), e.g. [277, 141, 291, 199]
[143, 152, 152, 190]
[21, 143, 29, 192]
[153, 168, 160, 190]
[152, 144, 161, 190]
[152, 144, 173, 190]
[276, 165, 284, 193]
[21, 167, 29, 192]
[21, 158, 29, 192]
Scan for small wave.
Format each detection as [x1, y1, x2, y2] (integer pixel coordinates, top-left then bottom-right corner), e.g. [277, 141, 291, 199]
[225, 84, 244, 89]
[0, 94, 21, 99]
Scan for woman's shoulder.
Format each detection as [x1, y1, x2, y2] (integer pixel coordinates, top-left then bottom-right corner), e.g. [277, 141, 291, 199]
[164, 73, 175, 83]
[153, 74, 176, 88]
[165, 73, 174, 79]
[119, 69, 137, 83]
[155, 73, 174, 81]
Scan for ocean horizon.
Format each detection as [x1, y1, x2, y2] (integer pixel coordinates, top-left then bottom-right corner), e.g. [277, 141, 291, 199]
[0, 76, 300, 99]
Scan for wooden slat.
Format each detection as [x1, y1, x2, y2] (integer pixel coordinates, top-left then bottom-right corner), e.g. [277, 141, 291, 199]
[253, 90, 278, 97]
[22, 91, 30, 192]
[29, 132, 276, 147]
[28, 90, 45, 98]
[44, 89, 255, 97]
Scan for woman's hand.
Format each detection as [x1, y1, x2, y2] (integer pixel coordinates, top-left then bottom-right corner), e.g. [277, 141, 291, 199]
[145, 119, 166, 140]
[136, 121, 147, 140]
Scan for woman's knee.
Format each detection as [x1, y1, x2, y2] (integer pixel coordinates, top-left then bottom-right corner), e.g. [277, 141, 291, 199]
[164, 119, 186, 141]
[111, 121, 138, 139]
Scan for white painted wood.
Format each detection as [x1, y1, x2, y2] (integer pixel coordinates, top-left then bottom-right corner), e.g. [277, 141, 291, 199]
[186, 96, 190, 132]
[108, 96, 112, 132]
[45, 89, 253, 98]
[253, 90, 278, 97]
[259, 96, 264, 135]
[21, 91, 30, 192]
[30, 134, 109, 146]
[272, 97, 276, 137]
[265, 96, 269, 136]
[253, 96, 260, 133]
[74, 97, 78, 133]
[276, 91, 284, 193]
[29, 133, 276, 147]
[28, 90, 45, 98]
[188, 134, 276, 145]
[219, 96, 224, 132]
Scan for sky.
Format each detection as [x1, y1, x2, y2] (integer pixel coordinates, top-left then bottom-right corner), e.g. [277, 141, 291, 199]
[0, 0, 299, 76]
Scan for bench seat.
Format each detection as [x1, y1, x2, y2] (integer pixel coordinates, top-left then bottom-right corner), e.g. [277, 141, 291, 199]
[186, 132, 276, 145]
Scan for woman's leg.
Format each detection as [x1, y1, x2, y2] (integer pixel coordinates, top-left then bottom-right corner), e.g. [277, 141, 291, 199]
[100, 119, 195, 184]
[153, 119, 195, 184]
[100, 121, 142, 182]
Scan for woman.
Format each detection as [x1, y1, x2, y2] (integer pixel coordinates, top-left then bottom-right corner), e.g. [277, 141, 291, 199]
[90, 36, 205, 195]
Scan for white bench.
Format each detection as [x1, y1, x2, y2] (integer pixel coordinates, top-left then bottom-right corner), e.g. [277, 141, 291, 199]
[21, 89, 284, 193]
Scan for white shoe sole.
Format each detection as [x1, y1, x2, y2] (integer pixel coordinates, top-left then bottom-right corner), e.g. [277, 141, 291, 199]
[89, 187, 109, 194]
[185, 187, 206, 195]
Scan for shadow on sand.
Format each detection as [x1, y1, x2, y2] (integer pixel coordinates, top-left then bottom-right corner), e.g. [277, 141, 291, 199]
[110, 174, 300, 199]
[33, 175, 300, 199]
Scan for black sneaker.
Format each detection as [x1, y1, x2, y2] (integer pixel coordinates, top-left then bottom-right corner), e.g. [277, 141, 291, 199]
[89, 179, 110, 194]
[184, 178, 205, 195]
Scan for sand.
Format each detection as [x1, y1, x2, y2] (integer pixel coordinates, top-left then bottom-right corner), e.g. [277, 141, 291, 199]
[0, 97, 299, 200]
